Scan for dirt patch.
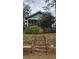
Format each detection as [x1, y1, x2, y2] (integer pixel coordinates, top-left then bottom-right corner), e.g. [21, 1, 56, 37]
[23, 47, 56, 59]
[23, 52, 56, 59]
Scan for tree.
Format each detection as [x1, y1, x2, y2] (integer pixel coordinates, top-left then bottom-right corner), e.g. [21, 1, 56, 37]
[23, 4, 31, 18]
[40, 12, 55, 32]
[23, 4, 32, 30]
[43, 0, 56, 11]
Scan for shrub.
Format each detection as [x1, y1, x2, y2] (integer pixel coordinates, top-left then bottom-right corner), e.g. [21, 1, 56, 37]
[40, 12, 55, 29]
[24, 25, 39, 34]
[40, 12, 55, 33]
[23, 35, 32, 45]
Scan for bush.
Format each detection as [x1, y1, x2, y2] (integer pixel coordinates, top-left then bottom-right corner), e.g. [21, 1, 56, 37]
[23, 35, 32, 45]
[40, 12, 55, 28]
[24, 25, 39, 34]
[40, 12, 55, 33]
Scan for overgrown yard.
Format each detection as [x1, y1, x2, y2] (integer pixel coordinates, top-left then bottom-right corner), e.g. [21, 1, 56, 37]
[23, 33, 56, 46]
[23, 33, 56, 59]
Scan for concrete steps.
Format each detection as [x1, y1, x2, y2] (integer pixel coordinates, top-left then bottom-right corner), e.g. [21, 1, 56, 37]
[32, 36, 47, 53]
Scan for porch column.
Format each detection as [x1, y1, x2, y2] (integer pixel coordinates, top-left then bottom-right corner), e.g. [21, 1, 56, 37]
[25, 19, 29, 26]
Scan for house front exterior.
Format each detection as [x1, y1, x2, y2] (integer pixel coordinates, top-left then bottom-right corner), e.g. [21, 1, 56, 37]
[24, 11, 43, 26]
[24, 11, 56, 33]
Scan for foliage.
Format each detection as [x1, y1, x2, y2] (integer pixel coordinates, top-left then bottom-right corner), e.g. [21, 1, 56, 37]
[23, 24, 27, 32]
[23, 4, 31, 18]
[23, 4, 32, 26]
[23, 35, 32, 45]
[24, 25, 39, 34]
[40, 12, 55, 29]
[43, 0, 56, 11]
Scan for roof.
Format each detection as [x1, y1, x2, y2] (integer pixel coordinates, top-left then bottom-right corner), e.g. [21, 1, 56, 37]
[25, 11, 43, 19]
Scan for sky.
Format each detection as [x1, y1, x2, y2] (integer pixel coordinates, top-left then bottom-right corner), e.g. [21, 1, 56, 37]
[23, 0, 55, 16]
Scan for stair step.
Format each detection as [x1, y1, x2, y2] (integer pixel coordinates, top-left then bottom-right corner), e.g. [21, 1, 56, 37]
[34, 43, 46, 45]
[34, 45, 46, 48]
[33, 46, 47, 49]
[35, 39, 46, 42]
[35, 40, 46, 42]
[34, 42, 46, 44]
[33, 48, 47, 52]
[34, 44, 46, 46]
[32, 36, 47, 53]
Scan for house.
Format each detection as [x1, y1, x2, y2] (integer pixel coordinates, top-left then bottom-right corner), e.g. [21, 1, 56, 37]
[24, 11, 43, 26]
[24, 11, 56, 33]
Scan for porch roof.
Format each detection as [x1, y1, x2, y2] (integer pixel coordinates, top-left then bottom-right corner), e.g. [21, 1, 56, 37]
[28, 18, 41, 20]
